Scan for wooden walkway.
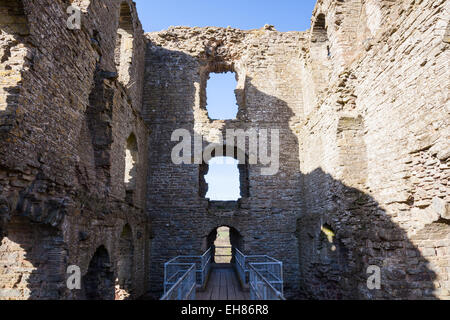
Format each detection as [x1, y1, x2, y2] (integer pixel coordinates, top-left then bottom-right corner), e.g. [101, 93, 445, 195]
[196, 264, 250, 300]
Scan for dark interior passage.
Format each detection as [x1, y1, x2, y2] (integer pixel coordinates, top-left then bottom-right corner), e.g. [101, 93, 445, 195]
[82, 246, 114, 300]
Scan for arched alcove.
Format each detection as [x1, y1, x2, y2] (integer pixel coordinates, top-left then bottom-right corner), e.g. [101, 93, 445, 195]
[115, 2, 134, 85]
[311, 13, 329, 58]
[115, 224, 134, 300]
[82, 246, 114, 300]
[309, 13, 331, 98]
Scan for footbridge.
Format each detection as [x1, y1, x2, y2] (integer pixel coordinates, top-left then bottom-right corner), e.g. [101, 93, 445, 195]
[160, 247, 285, 301]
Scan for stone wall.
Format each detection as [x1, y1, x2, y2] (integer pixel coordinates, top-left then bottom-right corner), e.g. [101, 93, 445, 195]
[295, 0, 449, 299]
[143, 26, 306, 296]
[0, 0, 448, 300]
[0, 0, 150, 300]
[143, 0, 449, 300]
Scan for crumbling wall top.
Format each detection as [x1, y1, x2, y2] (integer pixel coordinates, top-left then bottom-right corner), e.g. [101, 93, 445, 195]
[145, 26, 309, 61]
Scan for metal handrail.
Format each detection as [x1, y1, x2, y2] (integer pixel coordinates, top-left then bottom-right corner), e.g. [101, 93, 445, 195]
[161, 263, 196, 300]
[234, 248, 247, 286]
[163, 247, 284, 300]
[249, 263, 285, 300]
[233, 248, 284, 300]
[163, 248, 212, 295]
[167, 263, 192, 283]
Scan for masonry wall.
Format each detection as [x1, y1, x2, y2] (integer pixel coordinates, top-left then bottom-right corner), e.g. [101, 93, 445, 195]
[143, 26, 307, 296]
[296, 0, 449, 299]
[0, 0, 149, 300]
[0, 0, 448, 301]
[143, 0, 449, 299]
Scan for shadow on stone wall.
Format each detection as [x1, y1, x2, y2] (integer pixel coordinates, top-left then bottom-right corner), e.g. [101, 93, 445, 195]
[0, 0, 150, 301]
[296, 168, 441, 300]
[0, 172, 70, 299]
[0, 216, 67, 300]
[142, 39, 444, 300]
[0, 27, 445, 300]
[144, 38, 304, 295]
[144, 41, 199, 294]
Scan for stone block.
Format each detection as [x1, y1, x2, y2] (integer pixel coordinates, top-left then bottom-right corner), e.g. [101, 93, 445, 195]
[432, 197, 450, 220]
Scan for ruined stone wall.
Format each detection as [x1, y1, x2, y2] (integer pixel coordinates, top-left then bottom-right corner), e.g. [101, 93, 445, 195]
[143, 0, 449, 300]
[0, 0, 448, 301]
[296, 0, 449, 299]
[143, 26, 307, 296]
[0, 0, 149, 300]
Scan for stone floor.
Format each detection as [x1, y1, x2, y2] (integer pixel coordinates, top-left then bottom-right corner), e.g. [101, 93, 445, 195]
[196, 264, 250, 300]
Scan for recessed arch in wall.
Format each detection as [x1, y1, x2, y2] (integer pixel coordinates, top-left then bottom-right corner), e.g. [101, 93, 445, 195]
[115, 224, 134, 300]
[115, 2, 134, 86]
[311, 13, 330, 59]
[82, 245, 115, 300]
[309, 13, 331, 98]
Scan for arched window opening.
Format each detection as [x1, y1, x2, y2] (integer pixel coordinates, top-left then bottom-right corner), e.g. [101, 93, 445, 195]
[82, 246, 114, 300]
[204, 157, 240, 201]
[124, 133, 138, 192]
[114, 2, 134, 85]
[320, 224, 336, 253]
[115, 224, 134, 300]
[311, 13, 330, 60]
[206, 72, 239, 120]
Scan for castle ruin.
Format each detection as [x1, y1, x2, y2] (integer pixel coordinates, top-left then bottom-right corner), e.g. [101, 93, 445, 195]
[0, 0, 449, 300]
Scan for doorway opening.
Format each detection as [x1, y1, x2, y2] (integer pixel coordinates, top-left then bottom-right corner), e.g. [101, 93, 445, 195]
[213, 226, 232, 263]
[207, 226, 243, 264]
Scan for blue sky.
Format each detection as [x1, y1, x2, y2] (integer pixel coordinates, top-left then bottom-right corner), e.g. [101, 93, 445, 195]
[206, 73, 239, 120]
[205, 157, 241, 201]
[134, 0, 317, 32]
[134, 0, 318, 200]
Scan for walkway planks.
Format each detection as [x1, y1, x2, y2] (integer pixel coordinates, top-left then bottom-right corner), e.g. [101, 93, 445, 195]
[197, 264, 250, 300]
